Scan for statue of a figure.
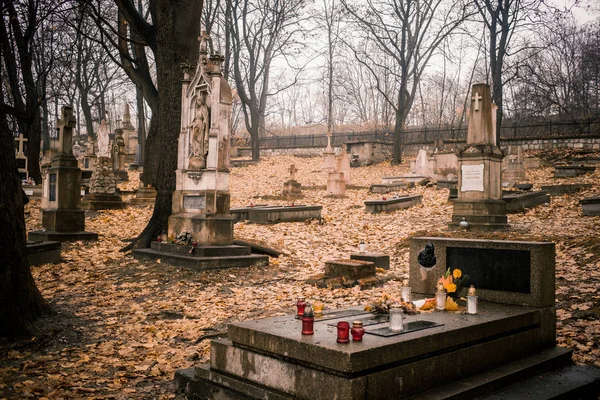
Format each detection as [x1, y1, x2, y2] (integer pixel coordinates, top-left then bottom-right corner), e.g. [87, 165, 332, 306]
[188, 93, 210, 169]
[97, 119, 110, 157]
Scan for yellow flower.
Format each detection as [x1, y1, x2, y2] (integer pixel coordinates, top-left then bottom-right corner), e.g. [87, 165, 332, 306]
[453, 269, 462, 279]
[445, 283, 457, 293]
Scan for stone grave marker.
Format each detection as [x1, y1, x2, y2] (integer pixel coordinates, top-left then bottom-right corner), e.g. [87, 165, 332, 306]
[176, 235, 600, 398]
[130, 173, 157, 207]
[450, 83, 508, 231]
[28, 106, 97, 242]
[502, 145, 527, 183]
[580, 195, 600, 216]
[112, 128, 129, 182]
[14, 133, 28, 180]
[364, 194, 422, 213]
[133, 32, 268, 270]
[282, 164, 303, 199]
[81, 156, 125, 210]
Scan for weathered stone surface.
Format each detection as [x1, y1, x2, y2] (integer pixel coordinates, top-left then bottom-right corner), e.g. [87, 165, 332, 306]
[324, 259, 376, 280]
[350, 253, 390, 270]
[554, 165, 596, 178]
[409, 237, 555, 308]
[503, 190, 550, 213]
[26, 241, 62, 265]
[364, 195, 422, 214]
[369, 182, 410, 193]
[246, 205, 322, 224]
[81, 193, 125, 210]
[580, 195, 600, 216]
[130, 186, 157, 206]
[541, 183, 592, 196]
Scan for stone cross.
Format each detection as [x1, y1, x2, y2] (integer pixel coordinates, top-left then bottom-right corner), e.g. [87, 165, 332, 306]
[472, 92, 482, 112]
[15, 133, 27, 156]
[58, 106, 76, 155]
[289, 164, 298, 181]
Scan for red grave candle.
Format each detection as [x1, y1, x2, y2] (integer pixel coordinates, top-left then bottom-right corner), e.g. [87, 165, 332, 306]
[301, 305, 314, 335]
[351, 321, 365, 341]
[337, 321, 350, 343]
[296, 297, 306, 317]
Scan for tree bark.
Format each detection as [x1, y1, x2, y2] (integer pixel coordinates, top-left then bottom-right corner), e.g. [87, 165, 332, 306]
[122, 0, 202, 250]
[0, 91, 49, 339]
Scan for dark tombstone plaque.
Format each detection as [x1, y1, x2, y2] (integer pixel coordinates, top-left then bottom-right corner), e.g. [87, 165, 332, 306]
[16, 158, 26, 169]
[447, 247, 530, 293]
[84, 158, 89, 169]
[49, 173, 57, 202]
[183, 195, 205, 210]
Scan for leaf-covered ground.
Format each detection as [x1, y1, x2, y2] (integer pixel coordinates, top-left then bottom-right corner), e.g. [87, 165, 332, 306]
[1, 152, 599, 399]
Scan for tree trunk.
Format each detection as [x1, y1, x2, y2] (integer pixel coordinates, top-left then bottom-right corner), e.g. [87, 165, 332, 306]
[123, 0, 202, 251]
[0, 96, 49, 339]
[136, 83, 146, 168]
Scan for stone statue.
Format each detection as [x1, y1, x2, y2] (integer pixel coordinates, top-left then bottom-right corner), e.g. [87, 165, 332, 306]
[97, 119, 109, 157]
[188, 92, 210, 169]
[418, 242, 436, 268]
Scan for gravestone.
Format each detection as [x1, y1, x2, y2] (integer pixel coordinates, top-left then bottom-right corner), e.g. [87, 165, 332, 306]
[112, 128, 129, 182]
[14, 133, 28, 180]
[502, 145, 527, 183]
[364, 195, 422, 213]
[432, 151, 457, 178]
[176, 236, 600, 398]
[133, 32, 268, 269]
[337, 150, 351, 184]
[413, 149, 434, 177]
[28, 106, 97, 242]
[450, 83, 508, 231]
[503, 190, 550, 213]
[120, 103, 138, 163]
[282, 164, 303, 199]
[81, 156, 125, 210]
[327, 171, 346, 197]
[580, 195, 600, 216]
[322, 135, 336, 175]
[130, 173, 157, 206]
[554, 165, 596, 178]
[541, 183, 592, 196]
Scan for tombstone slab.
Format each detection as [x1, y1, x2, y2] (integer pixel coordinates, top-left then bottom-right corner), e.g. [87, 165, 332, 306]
[246, 205, 322, 224]
[364, 195, 422, 214]
[350, 252, 390, 270]
[503, 190, 550, 213]
[580, 195, 600, 216]
[26, 241, 62, 265]
[324, 259, 376, 280]
[541, 183, 592, 196]
[554, 165, 596, 178]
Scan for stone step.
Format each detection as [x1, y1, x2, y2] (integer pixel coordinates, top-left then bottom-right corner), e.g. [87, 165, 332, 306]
[133, 248, 269, 270]
[150, 241, 252, 257]
[407, 347, 575, 400]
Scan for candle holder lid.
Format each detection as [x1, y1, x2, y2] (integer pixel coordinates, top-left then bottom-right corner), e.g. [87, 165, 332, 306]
[352, 320, 363, 327]
[402, 279, 409, 286]
[436, 283, 445, 292]
[303, 305, 314, 317]
[390, 303, 402, 310]
[468, 285, 477, 296]
[297, 296, 305, 302]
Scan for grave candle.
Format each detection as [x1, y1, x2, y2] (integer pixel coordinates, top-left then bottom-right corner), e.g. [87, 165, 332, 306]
[401, 279, 411, 302]
[389, 304, 404, 332]
[313, 301, 324, 315]
[359, 241, 366, 253]
[336, 321, 350, 343]
[351, 321, 365, 341]
[467, 285, 478, 315]
[301, 305, 314, 335]
[296, 297, 306, 317]
[435, 283, 446, 311]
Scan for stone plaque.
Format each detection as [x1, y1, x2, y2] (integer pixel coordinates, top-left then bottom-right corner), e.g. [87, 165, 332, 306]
[183, 195, 205, 210]
[447, 247, 531, 293]
[461, 164, 484, 192]
[16, 158, 26, 169]
[49, 173, 57, 202]
[24, 189, 34, 196]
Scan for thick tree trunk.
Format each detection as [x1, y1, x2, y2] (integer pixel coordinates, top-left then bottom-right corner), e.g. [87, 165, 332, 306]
[123, 0, 202, 251]
[0, 98, 49, 339]
[136, 84, 146, 167]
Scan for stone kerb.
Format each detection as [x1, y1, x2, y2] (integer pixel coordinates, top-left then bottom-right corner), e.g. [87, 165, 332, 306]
[580, 195, 600, 216]
[409, 237, 555, 308]
[554, 165, 596, 178]
[364, 195, 422, 214]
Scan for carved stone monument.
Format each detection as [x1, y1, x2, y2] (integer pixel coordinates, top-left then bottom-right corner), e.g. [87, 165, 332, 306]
[449, 84, 508, 231]
[282, 164, 303, 199]
[121, 103, 138, 161]
[29, 106, 98, 242]
[81, 156, 125, 210]
[112, 128, 129, 182]
[97, 119, 110, 157]
[133, 32, 268, 269]
[502, 145, 527, 184]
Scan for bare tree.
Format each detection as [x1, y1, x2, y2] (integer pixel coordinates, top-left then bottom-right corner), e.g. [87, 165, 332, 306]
[229, 0, 308, 160]
[342, 0, 473, 164]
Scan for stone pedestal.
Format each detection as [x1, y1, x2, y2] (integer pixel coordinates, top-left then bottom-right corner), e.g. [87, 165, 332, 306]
[29, 106, 97, 242]
[130, 185, 157, 206]
[580, 195, 600, 216]
[327, 171, 346, 197]
[282, 180, 303, 199]
[81, 156, 125, 210]
[450, 84, 508, 231]
[322, 149, 336, 174]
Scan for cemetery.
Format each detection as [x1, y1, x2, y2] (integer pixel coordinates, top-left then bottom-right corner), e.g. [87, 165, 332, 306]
[2, 2, 600, 398]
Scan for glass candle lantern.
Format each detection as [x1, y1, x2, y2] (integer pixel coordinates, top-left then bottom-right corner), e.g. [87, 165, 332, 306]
[351, 321, 365, 341]
[336, 321, 350, 343]
[359, 241, 366, 253]
[467, 285, 478, 314]
[313, 301, 324, 315]
[389, 304, 404, 332]
[301, 305, 314, 335]
[435, 284, 446, 310]
[401, 279, 411, 302]
[296, 297, 306, 317]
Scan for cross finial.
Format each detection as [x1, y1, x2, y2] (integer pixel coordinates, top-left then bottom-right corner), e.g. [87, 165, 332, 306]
[472, 92, 483, 112]
[15, 133, 28, 156]
[58, 106, 76, 155]
[289, 164, 298, 180]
